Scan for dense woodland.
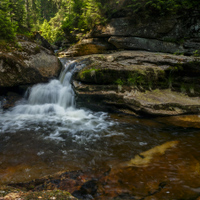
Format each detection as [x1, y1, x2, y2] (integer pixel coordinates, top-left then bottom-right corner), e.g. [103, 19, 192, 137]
[0, 0, 199, 44]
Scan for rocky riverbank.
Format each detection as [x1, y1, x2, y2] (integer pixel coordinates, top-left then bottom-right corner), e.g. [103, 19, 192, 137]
[71, 50, 200, 116]
[57, 10, 200, 117]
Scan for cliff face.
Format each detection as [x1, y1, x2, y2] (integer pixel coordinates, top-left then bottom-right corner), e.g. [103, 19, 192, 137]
[63, 11, 200, 57]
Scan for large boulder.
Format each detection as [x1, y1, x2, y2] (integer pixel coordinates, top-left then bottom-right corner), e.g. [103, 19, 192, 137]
[0, 41, 61, 88]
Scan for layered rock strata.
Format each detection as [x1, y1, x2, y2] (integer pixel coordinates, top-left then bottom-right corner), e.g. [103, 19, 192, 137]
[73, 51, 200, 116]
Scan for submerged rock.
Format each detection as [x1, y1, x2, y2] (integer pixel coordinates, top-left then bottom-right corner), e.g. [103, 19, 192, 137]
[96, 140, 200, 199]
[7, 140, 200, 200]
[123, 141, 179, 167]
[157, 114, 200, 128]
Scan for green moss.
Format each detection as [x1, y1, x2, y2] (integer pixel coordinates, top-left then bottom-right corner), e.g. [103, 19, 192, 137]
[79, 67, 100, 79]
[180, 83, 186, 93]
[173, 50, 184, 55]
[127, 73, 145, 87]
[193, 50, 200, 57]
[167, 63, 183, 72]
[168, 74, 174, 89]
[34, 45, 40, 54]
[115, 78, 124, 86]
[188, 83, 195, 94]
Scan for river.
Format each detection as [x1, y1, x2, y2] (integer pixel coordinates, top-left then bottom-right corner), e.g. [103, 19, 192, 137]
[0, 59, 200, 199]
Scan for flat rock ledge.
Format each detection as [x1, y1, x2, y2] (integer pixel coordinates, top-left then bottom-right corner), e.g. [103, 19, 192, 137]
[73, 50, 200, 116]
[74, 85, 200, 116]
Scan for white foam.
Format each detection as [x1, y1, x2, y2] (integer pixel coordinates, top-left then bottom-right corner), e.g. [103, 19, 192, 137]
[0, 60, 119, 143]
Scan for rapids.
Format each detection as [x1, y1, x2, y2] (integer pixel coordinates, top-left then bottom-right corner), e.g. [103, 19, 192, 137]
[0, 60, 115, 139]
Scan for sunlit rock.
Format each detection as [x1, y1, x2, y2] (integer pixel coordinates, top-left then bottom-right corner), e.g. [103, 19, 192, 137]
[63, 38, 115, 57]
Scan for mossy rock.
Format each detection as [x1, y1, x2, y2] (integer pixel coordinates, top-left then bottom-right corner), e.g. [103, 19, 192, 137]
[75, 60, 166, 89]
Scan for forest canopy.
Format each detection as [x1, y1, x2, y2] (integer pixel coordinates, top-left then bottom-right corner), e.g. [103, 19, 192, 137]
[0, 0, 199, 42]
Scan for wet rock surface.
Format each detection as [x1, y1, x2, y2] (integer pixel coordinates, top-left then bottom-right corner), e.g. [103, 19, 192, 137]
[157, 114, 200, 129]
[72, 50, 200, 116]
[0, 92, 22, 110]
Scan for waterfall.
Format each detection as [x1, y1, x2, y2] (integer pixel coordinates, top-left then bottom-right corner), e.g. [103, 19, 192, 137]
[0, 59, 116, 142]
[11, 60, 76, 115]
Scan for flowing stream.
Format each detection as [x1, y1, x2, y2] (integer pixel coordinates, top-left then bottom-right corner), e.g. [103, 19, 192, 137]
[0, 59, 200, 199]
[0, 59, 118, 182]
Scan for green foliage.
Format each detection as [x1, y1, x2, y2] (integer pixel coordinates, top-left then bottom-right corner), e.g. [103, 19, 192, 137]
[189, 84, 195, 94]
[173, 50, 184, 55]
[40, 12, 65, 43]
[115, 78, 124, 86]
[80, 0, 104, 30]
[34, 45, 40, 53]
[0, 0, 17, 40]
[9, 0, 26, 28]
[2, 0, 199, 44]
[128, 73, 144, 86]
[193, 50, 200, 57]
[62, 0, 106, 36]
[128, 0, 200, 16]
[40, 0, 58, 21]
[38, 0, 108, 43]
[168, 74, 174, 89]
[180, 83, 186, 93]
[40, 20, 52, 42]
[0, 0, 60, 42]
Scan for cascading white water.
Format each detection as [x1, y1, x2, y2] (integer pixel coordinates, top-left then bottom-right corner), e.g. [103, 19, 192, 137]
[11, 60, 76, 115]
[0, 59, 117, 142]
